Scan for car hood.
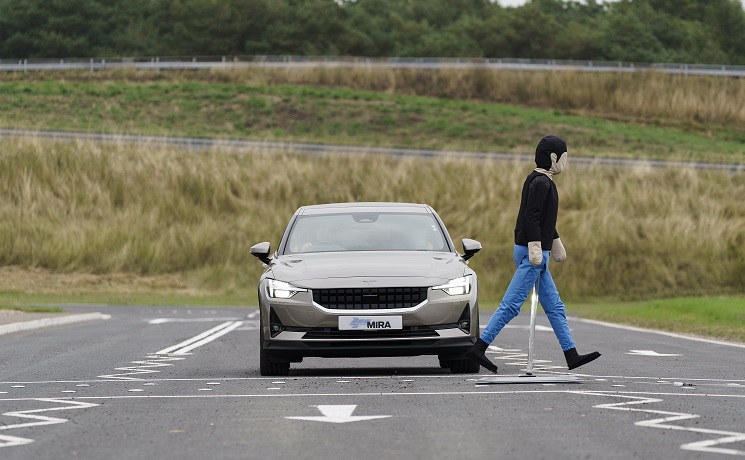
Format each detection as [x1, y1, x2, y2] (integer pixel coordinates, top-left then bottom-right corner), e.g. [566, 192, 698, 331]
[268, 251, 466, 288]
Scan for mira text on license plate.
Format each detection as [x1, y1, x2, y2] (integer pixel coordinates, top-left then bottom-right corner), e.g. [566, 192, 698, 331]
[339, 316, 403, 331]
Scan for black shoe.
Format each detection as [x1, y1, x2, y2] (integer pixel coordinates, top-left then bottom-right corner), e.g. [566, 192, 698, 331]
[465, 338, 499, 374]
[564, 348, 601, 370]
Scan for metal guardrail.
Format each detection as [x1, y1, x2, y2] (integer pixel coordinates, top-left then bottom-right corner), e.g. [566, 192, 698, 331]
[1, 56, 744, 77]
[1, 129, 741, 174]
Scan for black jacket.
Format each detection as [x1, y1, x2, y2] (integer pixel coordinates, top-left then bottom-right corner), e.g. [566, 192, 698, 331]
[514, 171, 559, 250]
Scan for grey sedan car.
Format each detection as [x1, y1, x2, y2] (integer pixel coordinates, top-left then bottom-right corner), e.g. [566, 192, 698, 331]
[250, 202, 482, 376]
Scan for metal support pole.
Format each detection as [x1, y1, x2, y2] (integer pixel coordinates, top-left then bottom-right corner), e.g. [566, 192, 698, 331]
[526, 280, 539, 375]
[475, 278, 581, 385]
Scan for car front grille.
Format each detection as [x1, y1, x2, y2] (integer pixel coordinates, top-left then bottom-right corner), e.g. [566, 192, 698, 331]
[312, 287, 428, 310]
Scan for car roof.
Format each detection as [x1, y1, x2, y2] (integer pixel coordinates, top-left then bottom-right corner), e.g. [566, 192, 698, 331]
[298, 202, 432, 215]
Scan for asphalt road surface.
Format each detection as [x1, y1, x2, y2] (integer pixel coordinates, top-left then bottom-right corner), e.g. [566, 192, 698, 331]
[1, 305, 744, 460]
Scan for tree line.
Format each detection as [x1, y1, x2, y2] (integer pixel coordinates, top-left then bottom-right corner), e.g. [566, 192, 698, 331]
[1, 0, 744, 65]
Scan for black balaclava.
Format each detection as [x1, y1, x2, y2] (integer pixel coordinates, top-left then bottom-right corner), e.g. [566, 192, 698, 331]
[535, 135, 567, 170]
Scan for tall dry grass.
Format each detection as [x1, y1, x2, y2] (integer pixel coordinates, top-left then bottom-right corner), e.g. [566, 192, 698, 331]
[5, 67, 745, 130]
[260, 67, 745, 128]
[1, 137, 743, 301]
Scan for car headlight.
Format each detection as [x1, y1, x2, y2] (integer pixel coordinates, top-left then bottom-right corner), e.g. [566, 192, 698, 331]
[266, 279, 307, 299]
[433, 275, 472, 296]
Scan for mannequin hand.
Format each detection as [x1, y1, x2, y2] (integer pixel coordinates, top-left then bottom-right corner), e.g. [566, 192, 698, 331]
[528, 241, 543, 266]
[552, 238, 566, 262]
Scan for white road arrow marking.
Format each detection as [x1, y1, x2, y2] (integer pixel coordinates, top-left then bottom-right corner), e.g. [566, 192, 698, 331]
[286, 405, 391, 424]
[627, 350, 682, 357]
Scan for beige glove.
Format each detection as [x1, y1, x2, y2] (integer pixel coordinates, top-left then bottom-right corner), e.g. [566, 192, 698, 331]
[528, 241, 543, 266]
[552, 238, 566, 262]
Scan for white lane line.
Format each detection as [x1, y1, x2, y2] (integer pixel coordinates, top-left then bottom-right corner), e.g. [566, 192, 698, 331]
[148, 317, 244, 325]
[571, 318, 745, 349]
[0, 399, 99, 448]
[627, 350, 682, 357]
[5, 375, 745, 385]
[100, 321, 243, 380]
[156, 321, 238, 354]
[173, 321, 243, 354]
[578, 391, 745, 456]
[1, 390, 740, 401]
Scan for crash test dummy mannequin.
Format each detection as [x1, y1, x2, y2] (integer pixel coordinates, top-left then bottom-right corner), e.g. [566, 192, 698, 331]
[465, 135, 601, 373]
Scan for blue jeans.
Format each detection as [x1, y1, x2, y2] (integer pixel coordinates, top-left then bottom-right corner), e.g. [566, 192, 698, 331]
[481, 244, 575, 351]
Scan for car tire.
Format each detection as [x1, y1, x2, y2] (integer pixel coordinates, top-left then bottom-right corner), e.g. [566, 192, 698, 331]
[449, 357, 480, 374]
[438, 358, 452, 369]
[259, 323, 290, 376]
[260, 347, 290, 376]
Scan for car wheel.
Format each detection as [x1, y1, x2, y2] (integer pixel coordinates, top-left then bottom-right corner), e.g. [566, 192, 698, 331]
[449, 357, 480, 374]
[259, 322, 290, 376]
[438, 358, 452, 369]
[259, 348, 290, 376]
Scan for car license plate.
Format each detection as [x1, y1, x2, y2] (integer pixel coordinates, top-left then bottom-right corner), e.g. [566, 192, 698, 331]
[338, 316, 403, 331]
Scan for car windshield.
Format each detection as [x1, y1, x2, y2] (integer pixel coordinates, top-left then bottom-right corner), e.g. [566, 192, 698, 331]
[285, 212, 449, 254]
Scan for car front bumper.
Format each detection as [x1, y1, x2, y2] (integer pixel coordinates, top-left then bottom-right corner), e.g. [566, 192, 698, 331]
[258, 282, 479, 360]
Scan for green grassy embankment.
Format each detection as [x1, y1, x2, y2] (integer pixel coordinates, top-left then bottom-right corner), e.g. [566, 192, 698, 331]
[0, 70, 743, 163]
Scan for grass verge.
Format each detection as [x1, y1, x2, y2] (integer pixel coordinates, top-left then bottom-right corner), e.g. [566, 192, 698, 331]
[568, 297, 745, 344]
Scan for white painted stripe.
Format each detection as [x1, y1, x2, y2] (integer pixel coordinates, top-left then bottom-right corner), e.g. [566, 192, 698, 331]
[571, 317, 745, 348]
[155, 321, 237, 354]
[173, 321, 243, 354]
[0, 399, 99, 431]
[0, 434, 33, 447]
[581, 391, 745, 455]
[0, 313, 111, 337]
[4, 374, 745, 385]
[148, 317, 244, 325]
[0, 399, 98, 448]
[1, 390, 743, 402]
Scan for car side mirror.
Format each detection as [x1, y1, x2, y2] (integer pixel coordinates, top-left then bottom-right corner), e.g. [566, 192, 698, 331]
[461, 238, 482, 261]
[250, 242, 272, 265]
